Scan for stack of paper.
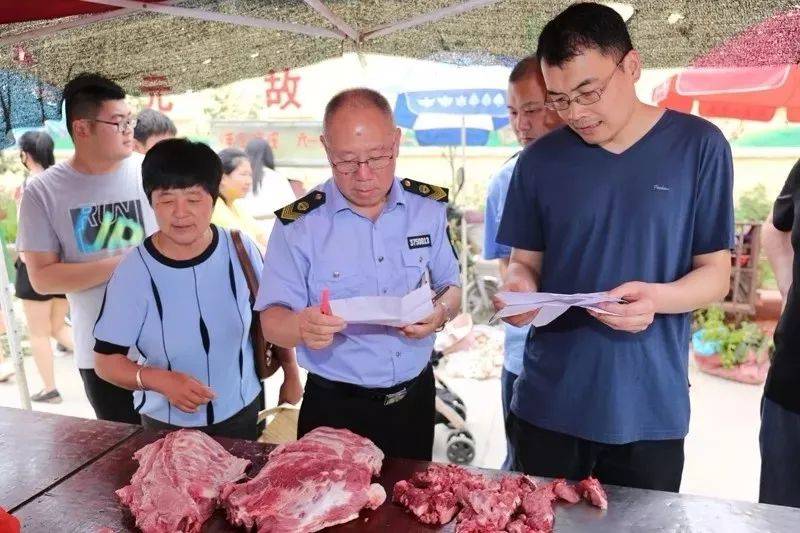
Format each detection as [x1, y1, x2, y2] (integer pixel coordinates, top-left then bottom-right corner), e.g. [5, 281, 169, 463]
[491, 291, 624, 327]
[329, 285, 434, 327]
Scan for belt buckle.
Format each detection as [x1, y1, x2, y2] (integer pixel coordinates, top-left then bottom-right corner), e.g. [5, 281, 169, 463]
[384, 388, 407, 406]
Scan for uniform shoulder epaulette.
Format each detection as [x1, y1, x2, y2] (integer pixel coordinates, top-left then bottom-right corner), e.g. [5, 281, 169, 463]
[275, 190, 326, 225]
[400, 178, 449, 203]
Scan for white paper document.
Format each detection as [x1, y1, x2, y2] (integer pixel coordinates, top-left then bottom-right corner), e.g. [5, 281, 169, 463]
[329, 285, 434, 327]
[490, 291, 624, 327]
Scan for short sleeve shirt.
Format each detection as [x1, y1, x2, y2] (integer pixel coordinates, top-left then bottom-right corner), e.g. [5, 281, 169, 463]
[17, 154, 157, 368]
[93, 226, 262, 427]
[255, 177, 461, 388]
[497, 110, 735, 444]
[484, 154, 528, 376]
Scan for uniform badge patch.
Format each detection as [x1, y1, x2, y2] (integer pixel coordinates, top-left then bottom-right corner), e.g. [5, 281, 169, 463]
[407, 234, 432, 249]
[401, 178, 449, 203]
[275, 191, 326, 225]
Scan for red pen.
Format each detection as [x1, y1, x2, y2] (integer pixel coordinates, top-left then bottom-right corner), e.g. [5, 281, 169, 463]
[320, 288, 332, 315]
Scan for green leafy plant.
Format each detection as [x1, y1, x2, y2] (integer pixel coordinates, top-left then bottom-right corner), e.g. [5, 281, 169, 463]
[696, 306, 770, 368]
[692, 305, 725, 332]
[735, 184, 771, 223]
[0, 189, 17, 243]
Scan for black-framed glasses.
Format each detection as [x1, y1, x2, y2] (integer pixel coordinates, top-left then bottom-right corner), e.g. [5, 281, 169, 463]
[331, 154, 394, 174]
[88, 118, 137, 133]
[544, 52, 629, 112]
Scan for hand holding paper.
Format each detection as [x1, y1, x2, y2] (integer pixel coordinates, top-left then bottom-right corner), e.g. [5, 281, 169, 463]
[491, 291, 624, 327]
[589, 281, 657, 333]
[329, 285, 435, 328]
[493, 276, 539, 327]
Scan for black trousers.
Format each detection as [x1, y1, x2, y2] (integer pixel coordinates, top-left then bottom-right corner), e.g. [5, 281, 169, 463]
[299, 364, 436, 461]
[79, 368, 140, 425]
[507, 412, 685, 492]
[141, 396, 260, 441]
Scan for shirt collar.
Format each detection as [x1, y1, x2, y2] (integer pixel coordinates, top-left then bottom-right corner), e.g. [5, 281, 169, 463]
[326, 177, 406, 216]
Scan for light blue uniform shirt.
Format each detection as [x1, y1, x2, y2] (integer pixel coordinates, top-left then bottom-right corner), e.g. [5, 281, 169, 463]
[94, 226, 263, 427]
[483, 154, 528, 376]
[255, 177, 461, 388]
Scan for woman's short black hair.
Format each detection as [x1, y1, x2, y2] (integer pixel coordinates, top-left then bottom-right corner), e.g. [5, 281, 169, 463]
[537, 2, 633, 68]
[142, 138, 222, 204]
[18, 130, 55, 169]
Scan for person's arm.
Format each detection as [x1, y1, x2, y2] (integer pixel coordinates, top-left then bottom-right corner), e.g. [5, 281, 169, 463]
[592, 250, 731, 332]
[94, 353, 215, 413]
[593, 127, 736, 333]
[400, 285, 462, 339]
[255, 221, 347, 350]
[764, 157, 799, 303]
[17, 183, 122, 294]
[498, 257, 510, 279]
[235, 231, 301, 403]
[92, 256, 215, 413]
[494, 248, 543, 327]
[763, 209, 794, 300]
[261, 305, 346, 350]
[23, 251, 123, 294]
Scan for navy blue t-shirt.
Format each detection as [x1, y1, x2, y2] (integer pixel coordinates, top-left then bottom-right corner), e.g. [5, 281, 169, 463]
[497, 110, 734, 444]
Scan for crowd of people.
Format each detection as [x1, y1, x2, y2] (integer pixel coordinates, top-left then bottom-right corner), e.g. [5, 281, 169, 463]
[5, 1, 800, 509]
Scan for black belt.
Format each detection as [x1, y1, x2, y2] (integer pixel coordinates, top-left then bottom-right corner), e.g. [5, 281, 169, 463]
[307, 364, 430, 406]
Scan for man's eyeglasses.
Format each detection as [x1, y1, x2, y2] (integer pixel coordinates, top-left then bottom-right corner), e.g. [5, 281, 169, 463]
[87, 118, 137, 133]
[544, 52, 629, 112]
[331, 154, 394, 174]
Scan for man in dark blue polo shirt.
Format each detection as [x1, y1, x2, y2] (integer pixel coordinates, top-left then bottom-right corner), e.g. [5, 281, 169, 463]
[496, 2, 734, 491]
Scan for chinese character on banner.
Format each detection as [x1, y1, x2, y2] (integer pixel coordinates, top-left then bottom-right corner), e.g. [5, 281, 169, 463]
[296, 132, 318, 148]
[267, 131, 280, 150]
[264, 68, 301, 110]
[222, 131, 235, 147]
[12, 44, 35, 67]
[139, 74, 173, 112]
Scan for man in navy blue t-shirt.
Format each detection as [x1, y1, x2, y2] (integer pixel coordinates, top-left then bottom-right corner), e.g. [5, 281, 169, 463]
[496, 3, 734, 492]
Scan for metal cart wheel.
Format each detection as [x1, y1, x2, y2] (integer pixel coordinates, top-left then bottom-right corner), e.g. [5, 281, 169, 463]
[446, 430, 476, 464]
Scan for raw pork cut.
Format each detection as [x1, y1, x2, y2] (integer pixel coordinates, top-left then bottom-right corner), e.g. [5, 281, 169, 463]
[117, 429, 250, 533]
[268, 425, 383, 475]
[392, 464, 492, 525]
[394, 464, 608, 533]
[221, 427, 385, 533]
[577, 476, 608, 510]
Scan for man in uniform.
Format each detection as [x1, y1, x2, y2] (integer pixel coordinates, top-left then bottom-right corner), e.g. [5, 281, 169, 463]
[256, 88, 461, 461]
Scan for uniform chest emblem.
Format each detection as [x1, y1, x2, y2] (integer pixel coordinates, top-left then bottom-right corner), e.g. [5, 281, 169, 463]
[407, 234, 432, 249]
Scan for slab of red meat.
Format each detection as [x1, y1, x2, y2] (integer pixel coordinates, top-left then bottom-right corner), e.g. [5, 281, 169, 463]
[577, 476, 608, 510]
[393, 480, 459, 525]
[455, 487, 521, 532]
[268, 426, 384, 476]
[517, 483, 558, 532]
[393, 465, 608, 532]
[221, 427, 385, 533]
[393, 464, 491, 525]
[506, 514, 550, 533]
[117, 430, 249, 533]
[551, 479, 581, 504]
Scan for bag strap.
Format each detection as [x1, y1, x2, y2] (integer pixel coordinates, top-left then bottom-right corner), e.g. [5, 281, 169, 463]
[230, 230, 260, 303]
